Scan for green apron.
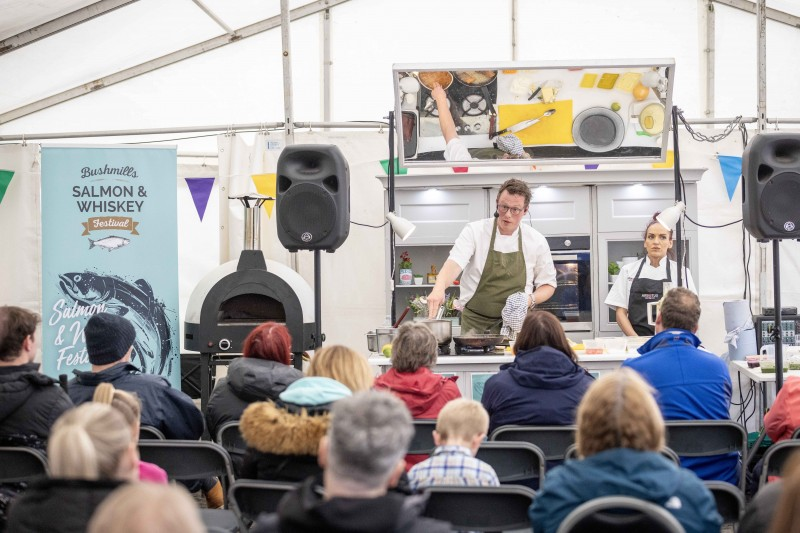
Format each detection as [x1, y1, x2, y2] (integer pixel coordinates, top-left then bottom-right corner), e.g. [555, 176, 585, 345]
[461, 220, 527, 334]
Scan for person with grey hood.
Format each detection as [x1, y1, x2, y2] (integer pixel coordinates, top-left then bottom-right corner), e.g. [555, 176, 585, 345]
[205, 322, 302, 439]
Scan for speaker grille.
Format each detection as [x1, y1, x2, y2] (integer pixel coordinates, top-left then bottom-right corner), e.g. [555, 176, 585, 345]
[279, 183, 336, 244]
[761, 171, 800, 234]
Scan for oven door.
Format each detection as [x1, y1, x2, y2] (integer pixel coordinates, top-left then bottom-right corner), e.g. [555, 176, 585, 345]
[538, 252, 592, 332]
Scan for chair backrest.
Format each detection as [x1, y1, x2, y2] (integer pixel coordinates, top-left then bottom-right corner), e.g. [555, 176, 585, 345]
[792, 426, 800, 439]
[490, 425, 576, 462]
[475, 441, 545, 484]
[138, 440, 236, 505]
[409, 419, 437, 454]
[564, 444, 680, 466]
[555, 495, 686, 533]
[139, 425, 166, 440]
[703, 480, 744, 529]
[760, 439, 800, 488]
[228, 480, 298, 532]
[663, 420, 748, 491]
[215, 421, 246, 454]
[422, 485, 536, 532]
[0, 446, 49, 482]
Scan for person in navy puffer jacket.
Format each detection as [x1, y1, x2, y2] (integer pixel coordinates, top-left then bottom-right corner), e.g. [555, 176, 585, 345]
[481, 310, 594, 436]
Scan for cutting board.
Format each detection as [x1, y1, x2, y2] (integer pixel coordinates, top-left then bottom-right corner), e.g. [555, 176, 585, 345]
[497, 100, 574, 145]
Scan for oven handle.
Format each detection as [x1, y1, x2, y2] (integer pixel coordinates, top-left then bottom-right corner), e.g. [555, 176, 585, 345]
[552, 253, 582, 261]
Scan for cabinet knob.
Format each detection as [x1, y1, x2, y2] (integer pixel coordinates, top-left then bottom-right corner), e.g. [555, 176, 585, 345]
[564, 239, 572, 247]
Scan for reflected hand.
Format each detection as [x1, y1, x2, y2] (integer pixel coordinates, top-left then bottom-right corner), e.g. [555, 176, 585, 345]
[431, 83, 447, 105]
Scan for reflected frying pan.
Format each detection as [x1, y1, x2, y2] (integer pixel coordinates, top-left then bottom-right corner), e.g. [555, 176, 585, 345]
[572, 107, 626, 153]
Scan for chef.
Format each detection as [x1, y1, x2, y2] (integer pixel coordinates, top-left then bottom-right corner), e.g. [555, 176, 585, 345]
[605, 213, 697, 336]
[426, 178, 557, 334]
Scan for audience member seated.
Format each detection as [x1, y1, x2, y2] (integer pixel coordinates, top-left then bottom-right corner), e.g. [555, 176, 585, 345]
[251, 390, 451, 533]
[205, 322, 303, 439]
[481, 310, 594, 435]
[0, 306, 73, 530]
[528, 368, 722, 533]
[622, 287, 738, 486]
[306, 344, 375, 392]
[239, 376, 351, 482]
[765, 376, 800, 443]
[408, 398, 499, 491]
[757, 450, 800, 533]
[68, 313, 204, 441]
[92, 382, 167, 484]
[6, 403, 138, 533]
[374, 322, 461, 468]
[87, 483, 205, 533]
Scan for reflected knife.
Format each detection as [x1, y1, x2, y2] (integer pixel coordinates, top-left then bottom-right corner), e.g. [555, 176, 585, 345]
[490, 108, 556, 139]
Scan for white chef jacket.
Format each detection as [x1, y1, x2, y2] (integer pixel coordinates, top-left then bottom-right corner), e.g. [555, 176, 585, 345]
[447, 218, 557, 306]
[605, 257, 697, 310]
[444, 138, 472, 161]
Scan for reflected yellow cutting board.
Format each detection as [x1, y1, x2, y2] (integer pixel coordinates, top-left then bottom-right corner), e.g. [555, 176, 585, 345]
[498, 100, 574, 145]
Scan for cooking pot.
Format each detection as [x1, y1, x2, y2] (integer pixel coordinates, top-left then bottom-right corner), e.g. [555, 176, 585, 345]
[416, 319, 453, 345]
[366, 331, 378, 352]
[375, 327, 398, 350]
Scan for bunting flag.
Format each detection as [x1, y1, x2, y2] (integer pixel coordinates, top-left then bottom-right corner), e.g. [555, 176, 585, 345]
[184, 177, 215, 221]
[584, 164, 599, 170]
[652, 150, 674, 169]
[0, 169, 14, 205]
[251, 173, 277, 217]
[717, 155, 743, 201]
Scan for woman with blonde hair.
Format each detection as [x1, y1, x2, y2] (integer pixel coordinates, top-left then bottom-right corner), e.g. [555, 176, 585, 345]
[7, 403, 138, 533]
[528, 368, 721, 533]
[88, 483, 204, 533]
[307, 344, 375, 392]
[93, 382, 167, 484]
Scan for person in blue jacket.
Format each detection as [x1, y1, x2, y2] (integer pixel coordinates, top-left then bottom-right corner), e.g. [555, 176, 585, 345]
[529, 368, 722, 533]
[621, 287, 738, 486]
[481, 310, 594, 436]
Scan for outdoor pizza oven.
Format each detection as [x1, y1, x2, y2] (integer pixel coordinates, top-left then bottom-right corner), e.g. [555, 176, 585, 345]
[184, 195, 316, 408]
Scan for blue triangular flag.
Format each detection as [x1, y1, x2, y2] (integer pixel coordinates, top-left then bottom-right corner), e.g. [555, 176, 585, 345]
[718, 155, 742, 201]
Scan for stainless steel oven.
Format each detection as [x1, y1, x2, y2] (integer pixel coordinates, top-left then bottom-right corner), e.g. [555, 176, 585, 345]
[539, 236, 592, 334]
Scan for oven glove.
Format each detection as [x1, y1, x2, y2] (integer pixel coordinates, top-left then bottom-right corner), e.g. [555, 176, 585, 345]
[500, 291, 528, 337]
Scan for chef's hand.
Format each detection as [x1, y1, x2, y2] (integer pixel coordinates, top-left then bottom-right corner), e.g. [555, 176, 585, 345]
[431, 83, 447, 105]
[427, 287, 445, 319]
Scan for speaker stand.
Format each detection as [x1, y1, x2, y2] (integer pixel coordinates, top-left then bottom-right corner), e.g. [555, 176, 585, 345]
[313, 249, 324, 353]
[772, 239, 785, 391]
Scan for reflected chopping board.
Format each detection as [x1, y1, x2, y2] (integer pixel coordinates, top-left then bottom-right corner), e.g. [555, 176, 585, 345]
[497, 100, 574, 145]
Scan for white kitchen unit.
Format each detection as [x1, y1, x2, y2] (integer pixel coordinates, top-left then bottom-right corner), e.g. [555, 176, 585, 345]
[393, 188, 488, 245]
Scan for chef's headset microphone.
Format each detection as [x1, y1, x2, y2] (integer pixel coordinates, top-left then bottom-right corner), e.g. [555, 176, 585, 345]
[494, 210, 499, 218]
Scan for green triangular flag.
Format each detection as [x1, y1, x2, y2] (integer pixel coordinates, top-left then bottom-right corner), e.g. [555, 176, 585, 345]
[0, 170, 14, 205]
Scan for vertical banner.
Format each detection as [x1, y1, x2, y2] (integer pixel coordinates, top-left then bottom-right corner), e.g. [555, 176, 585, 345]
[41, 145, 180, 388]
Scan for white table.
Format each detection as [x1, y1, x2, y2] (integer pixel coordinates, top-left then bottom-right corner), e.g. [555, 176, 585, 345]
[729, 360, 800, 428]
[367, 351, 633, 401]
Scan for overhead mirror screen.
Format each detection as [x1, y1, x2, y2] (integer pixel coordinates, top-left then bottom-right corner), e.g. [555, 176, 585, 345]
[393, 59, 675, 167]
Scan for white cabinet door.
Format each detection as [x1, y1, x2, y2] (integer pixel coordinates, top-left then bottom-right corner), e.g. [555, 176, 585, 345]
[596, 183, 697, 233]
[486, 185, 592, 235]
[394, 189, 488, 245]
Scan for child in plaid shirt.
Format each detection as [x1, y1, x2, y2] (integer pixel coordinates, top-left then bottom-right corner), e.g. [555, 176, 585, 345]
[408, 399, 499, 490]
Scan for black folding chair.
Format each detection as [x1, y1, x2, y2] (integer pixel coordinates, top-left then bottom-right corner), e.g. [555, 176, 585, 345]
[759, 439, 800, 488]
[475, 441, 545, 485]
[138, 425, 166, 440]
[664, 420, 748, 491]
[555, 495, 685, 533]
[409, 419, 437, 454]
[704, 480, 744, 531]
[215, 420, 246, 476]
[0, 446, 49, 482]
[138, 440, 237, 532]
[228, 479, 298, 532]
[490, 424, 576, 463]
[422, 485, 536, 532]
[564, 444, 680, 466]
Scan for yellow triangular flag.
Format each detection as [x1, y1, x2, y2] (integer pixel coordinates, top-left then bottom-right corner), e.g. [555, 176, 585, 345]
[251, 173, 277, 217]
[652, 150, 674, 169]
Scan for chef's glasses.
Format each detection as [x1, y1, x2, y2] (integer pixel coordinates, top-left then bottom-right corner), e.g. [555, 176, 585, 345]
[497, 204, 525, 216]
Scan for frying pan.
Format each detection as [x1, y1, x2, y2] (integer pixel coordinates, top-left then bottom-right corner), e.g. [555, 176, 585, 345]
[572, 107, 625, 153]
[454, 70, 498, 88]
[416, 71, 454, 91]
[453, 334, 505, 353]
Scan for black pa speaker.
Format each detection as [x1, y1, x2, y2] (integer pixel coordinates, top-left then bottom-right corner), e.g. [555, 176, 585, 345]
[276, 144, 350, 252]
[742, 132, 800, 240]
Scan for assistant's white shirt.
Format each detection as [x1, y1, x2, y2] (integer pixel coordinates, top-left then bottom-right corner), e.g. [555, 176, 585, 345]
[605, 257, 697, 310]
[448, 218, 557, 306]
[444, 138, 473, 161]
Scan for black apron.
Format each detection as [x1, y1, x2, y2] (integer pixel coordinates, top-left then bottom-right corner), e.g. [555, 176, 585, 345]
[461, 221, 526, 335]
[627, 257, 671, 336]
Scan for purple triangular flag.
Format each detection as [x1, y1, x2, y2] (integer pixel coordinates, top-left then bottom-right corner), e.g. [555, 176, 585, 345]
[584, 164, 599, 170]
[718, 155, 742, 201]
[185, 177, 215, 221]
